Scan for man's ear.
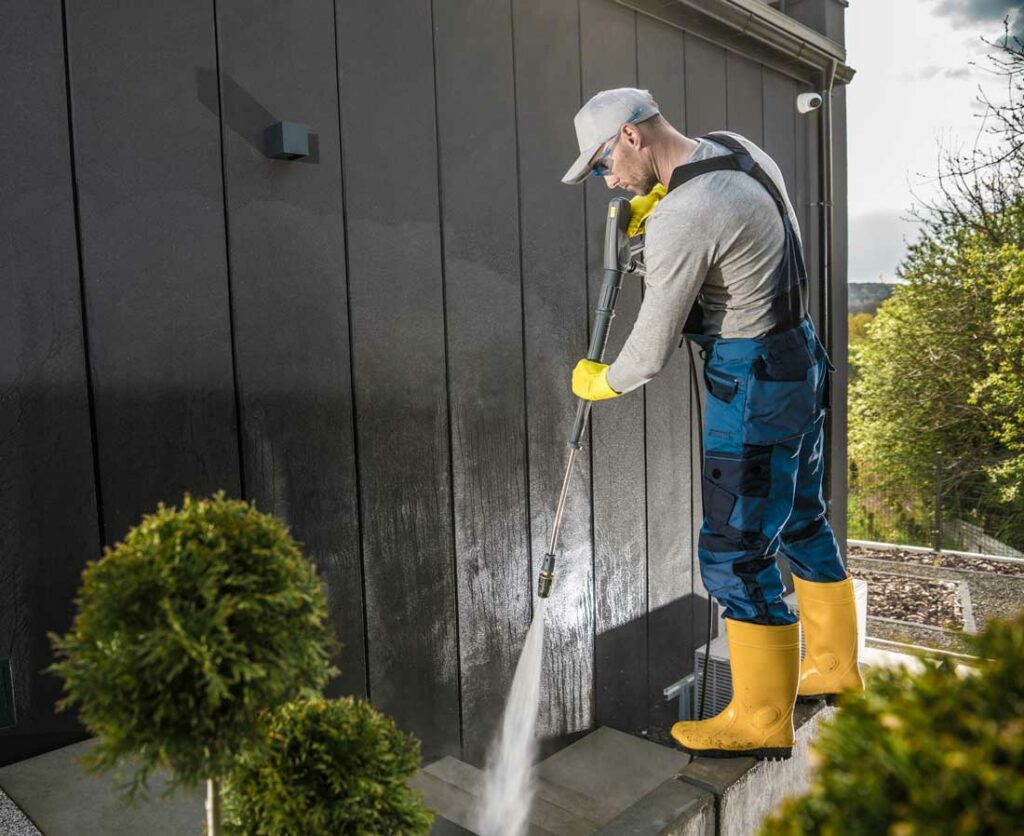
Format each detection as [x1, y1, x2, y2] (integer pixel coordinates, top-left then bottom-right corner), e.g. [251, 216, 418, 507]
[623, 123, 643, 151]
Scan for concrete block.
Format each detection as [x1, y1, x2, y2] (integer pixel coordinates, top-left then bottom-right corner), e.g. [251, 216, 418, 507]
[0, 738, 203, 836]
[535, 727, 691, 824]
[594, 777, 714, 836]
[678, 703, 837, 836]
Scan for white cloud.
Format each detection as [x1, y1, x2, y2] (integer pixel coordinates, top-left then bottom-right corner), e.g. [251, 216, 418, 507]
[846, 0, 1007, 219]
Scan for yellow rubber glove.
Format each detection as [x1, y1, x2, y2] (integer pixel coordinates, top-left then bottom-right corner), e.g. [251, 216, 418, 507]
[572, 359, 622, 401]
[627, 182, 667, 238]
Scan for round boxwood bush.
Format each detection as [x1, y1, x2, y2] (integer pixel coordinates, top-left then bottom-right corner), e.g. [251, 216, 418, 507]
[48, 490, 338, 797]
[759, 608, 1024, 835]
[221, 696, 434, 835]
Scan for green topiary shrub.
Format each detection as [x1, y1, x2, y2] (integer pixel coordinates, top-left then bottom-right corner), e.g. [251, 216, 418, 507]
[47, 490, 338, 832]
[221, 696, 434, 835]
[759, 608, 1024, 835]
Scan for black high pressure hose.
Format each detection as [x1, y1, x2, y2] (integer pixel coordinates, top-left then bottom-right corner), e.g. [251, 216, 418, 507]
[687, 342, 714, 721]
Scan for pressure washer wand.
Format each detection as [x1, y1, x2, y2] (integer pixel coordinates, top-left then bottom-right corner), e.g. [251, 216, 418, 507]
[538, 197, 635, 598]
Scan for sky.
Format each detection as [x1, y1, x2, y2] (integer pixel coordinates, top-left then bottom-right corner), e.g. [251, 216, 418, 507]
[845, 0, 1022, 283]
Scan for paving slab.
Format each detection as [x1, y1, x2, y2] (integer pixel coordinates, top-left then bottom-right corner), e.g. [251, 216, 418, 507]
[534, 726, 691, 825]
[0, 738, 203, 836]
[411, 758, 598, 836]
[423, 755, 602, 834]
[593, 777, 714, 836]
[430, 815, 477, 835]
[677, 703, 835, 836]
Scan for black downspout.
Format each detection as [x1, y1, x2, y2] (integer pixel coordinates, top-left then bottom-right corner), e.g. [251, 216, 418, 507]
[819, 59, 837, 504]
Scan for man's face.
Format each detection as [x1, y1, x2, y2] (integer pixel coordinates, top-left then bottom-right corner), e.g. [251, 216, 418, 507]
[589, 125, 658, 195]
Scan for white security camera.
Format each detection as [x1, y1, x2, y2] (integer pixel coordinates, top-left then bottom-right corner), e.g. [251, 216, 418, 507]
[797, 92, 823, 113]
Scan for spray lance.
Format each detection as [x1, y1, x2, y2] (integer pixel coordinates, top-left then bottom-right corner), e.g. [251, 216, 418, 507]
[533, 187, 715, 725]
[537, 197, 643, 598]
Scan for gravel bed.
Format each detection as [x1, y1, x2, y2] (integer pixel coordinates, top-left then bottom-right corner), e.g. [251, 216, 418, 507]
[848, 568, 963, 629]
[848, 544, 1024, 576]
[846, 542, 1024, 655]
[0, 787, 40, 836]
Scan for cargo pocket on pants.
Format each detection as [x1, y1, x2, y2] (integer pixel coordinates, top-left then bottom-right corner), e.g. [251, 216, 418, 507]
[742, 344, 818, 445]
[702, 361, 745, 444]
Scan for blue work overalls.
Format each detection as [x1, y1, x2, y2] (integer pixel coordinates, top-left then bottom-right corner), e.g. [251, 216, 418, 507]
[669, 132, 846, 626]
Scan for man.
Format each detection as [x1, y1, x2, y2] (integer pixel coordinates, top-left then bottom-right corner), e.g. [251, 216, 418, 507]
[562, 88, 863, 761]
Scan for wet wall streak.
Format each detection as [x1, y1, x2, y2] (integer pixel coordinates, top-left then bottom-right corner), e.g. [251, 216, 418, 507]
[636, 14, 700, 736]
[513, 0, 595, 740]
[581, 0, 650, 735]
[433, 0, 533, 768]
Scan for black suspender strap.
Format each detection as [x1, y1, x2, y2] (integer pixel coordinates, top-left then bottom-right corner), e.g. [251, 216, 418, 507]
[668, 131, 809, 342]
[665, 153, 747, 191]
[667, 132, 791, 222]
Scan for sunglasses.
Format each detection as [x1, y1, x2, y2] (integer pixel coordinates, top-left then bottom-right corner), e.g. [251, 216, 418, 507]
[589, 106, 644, 177]
[590, 133, 621, 177]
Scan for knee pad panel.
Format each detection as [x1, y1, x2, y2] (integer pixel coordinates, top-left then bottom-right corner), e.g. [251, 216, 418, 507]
[702, 445, 772, 532]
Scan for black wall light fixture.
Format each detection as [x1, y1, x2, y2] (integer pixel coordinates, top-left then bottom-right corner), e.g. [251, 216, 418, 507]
[264, 120, 310, 160]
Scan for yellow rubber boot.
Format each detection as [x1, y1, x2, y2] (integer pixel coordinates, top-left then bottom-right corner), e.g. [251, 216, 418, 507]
[793, 574, 865, 704]
[670, 618, 800, 761]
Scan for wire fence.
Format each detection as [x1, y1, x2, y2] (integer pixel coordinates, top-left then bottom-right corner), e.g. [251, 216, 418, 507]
[847, 452, 1024, 558]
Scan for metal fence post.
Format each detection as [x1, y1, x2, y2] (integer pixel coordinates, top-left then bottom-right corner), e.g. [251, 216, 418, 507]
[933, 453, 943, 552]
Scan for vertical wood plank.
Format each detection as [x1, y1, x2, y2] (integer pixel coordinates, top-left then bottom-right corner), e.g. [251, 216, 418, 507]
[763, 70, 796, 196]
[65, 0, 242, 542]
[335, 0, 460, 759]
[0, 0, 100, 765]
[726, 52, 763, 146]
[433, 0, 532, 767]
[580, 0, 648, 738]
[683, 30, 728, 660]
[684, 35, 727, 136]
[636, 13, 698, 741]
[828, 83, 849, 543]
[214, 0, 367, 698]
[512, 0, 594, 750]
[762, 66, 799, 593]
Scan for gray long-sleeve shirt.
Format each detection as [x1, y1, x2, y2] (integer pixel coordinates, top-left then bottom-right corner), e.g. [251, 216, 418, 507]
[605, 131, 804, 395]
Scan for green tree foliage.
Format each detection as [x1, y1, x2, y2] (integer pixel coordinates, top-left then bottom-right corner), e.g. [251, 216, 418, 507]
[971, 231, 1024, 498]
[759, 608, 1024, 835]
[47, 491, 338, 799]
[847, 311, 874, 387]
[221, 697, 434, 835]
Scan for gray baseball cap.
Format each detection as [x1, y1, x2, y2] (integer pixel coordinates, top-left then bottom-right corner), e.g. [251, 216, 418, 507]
[561, 88, 660, 185]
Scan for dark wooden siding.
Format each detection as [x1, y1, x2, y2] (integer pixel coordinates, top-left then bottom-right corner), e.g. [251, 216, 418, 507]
[2, 0, 842, 766]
